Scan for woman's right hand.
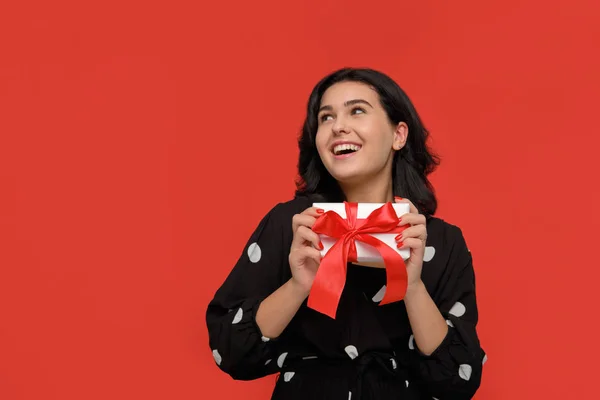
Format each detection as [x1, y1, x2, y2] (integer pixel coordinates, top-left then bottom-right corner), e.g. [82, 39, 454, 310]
[288, 207, 324, 295]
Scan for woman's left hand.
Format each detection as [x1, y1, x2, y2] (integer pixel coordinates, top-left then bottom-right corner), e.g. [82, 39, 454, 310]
[394, 196, 427, 293]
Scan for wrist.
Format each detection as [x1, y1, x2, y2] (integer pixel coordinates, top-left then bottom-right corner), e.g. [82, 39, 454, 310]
[287, 278, 311, 300]
[404, 279, 426, 303]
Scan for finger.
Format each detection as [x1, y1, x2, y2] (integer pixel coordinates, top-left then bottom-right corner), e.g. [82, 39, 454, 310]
[302, 207, 325, 218]
[289, 247, 321, 270]
[296, 246, 322, 266]
[396, 237, 425, 254]
[395, 225, 427, 242]
[394, 196, 419, 214]
[397, 213, 426, 227]
[292, 213, 317, 232]
[292, 225, 322, 250]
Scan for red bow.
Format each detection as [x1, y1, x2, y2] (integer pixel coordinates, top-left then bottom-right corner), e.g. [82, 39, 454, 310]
[307, 202, 408, 319]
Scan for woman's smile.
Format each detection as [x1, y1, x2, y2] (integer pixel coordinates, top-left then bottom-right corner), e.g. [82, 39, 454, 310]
[331, 141, 362, 159]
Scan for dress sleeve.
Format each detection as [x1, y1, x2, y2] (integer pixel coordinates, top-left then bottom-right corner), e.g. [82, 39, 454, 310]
[205, 203, 290, 380]
[408, 225, 486, 399]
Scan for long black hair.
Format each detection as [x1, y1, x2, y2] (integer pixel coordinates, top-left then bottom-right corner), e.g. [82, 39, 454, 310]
[294, 67, 441, 216]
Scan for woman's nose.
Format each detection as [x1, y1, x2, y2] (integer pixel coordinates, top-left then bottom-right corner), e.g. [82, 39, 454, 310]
[332, 116, 350, 135]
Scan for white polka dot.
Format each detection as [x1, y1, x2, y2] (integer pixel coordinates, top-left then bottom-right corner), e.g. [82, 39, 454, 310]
[482, 354, 488, 365]
[232, 308, 243, 324]
[348, 391, 352, 400]
[405, 380, 409, 387]
[433, 398, 440, 400]
[277, 352, 288, 368]
[247, 242, 262, 263]
[344, 345, 358, 360]
[212, 349, 222, 366]
[283, 371, 295, 382]
[302, 355, 318, 360]
[446, 319, 455, 328]
[408, 334, 415, 350]
[391, 358, 397, 369]
[459, 364, 473, 381]
[372, 285, 386, 302]
[261, 336, 270, 342]
[265, 359, 272, 365]
[424, 246, 436, 262]
[449, 301, 466, 317]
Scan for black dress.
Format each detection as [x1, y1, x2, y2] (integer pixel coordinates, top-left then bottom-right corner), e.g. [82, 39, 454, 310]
[206, 197, 486, 399]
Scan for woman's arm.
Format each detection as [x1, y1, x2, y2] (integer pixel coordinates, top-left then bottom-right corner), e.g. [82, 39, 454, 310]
[255, 278, 309, 339]
[206, 204, 290, 380]
[406, 225, 486, 399]
[256, 207, 323, 338]
[403, 280, 448, 355]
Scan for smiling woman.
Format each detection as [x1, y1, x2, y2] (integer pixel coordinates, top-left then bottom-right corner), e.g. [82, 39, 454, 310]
[206, 68, 485, 400]
[297, 69, 440, 213]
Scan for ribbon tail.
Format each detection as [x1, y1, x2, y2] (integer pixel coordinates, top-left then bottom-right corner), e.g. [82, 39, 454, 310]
[307, 237, 350, 319]
[358, 235, 407, 305]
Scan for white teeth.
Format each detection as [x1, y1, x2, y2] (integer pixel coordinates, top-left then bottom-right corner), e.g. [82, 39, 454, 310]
[333, 143, 361, 155]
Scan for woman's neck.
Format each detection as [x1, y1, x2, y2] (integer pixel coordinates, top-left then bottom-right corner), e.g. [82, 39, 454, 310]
[340, 175, 394, 203]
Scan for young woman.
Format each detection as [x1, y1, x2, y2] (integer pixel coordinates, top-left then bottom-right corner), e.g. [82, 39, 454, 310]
[206, 68, 485, 399]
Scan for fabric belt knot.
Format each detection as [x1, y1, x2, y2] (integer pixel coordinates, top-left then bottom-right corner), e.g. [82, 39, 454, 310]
[351, 351, 401, 399]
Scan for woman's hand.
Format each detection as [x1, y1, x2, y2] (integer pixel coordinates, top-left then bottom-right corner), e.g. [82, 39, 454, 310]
[288, 207, 324, 295]
[394, 197, 427, 294]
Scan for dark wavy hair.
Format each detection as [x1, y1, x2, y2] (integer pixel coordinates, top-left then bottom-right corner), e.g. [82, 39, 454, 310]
[294, 68, 441, 216]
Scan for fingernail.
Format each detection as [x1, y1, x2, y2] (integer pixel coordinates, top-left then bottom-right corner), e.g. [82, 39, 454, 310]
[396, 241, 404, 249]
[397, 217, 403, 224]
[319, 241, 324, 250]
[316, 209, 324, 214]
[395, 234, 402, 241]
[394, 196, 403, 202]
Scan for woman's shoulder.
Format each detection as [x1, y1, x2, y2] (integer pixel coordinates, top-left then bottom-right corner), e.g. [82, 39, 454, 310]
[259, 196, 314, 226]
[422, 216, 472, 289]
[254, 197, 313, 240]
[268, 196, 314, 217]
[426, 215, 469, 248]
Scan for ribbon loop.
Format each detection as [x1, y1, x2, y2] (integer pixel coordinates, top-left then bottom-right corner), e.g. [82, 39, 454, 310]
[307, 202, 408, 319]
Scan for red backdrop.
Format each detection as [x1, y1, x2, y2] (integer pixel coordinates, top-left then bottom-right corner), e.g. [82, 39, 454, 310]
[1, 0, 599, 399]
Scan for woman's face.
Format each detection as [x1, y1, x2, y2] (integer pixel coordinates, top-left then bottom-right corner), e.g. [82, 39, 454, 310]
[315, 81, 407, 187]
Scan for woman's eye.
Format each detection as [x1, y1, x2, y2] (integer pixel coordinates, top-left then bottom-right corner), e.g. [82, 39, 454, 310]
[320, 114, 333, 122]
[351, 107, 365, 115]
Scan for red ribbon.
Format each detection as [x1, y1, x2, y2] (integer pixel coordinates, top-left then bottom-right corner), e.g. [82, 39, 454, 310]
[307, 202, 408, 319]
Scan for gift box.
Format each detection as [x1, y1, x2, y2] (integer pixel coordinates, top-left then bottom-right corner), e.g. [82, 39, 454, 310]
[312, 202, 411, 263]
[307, 201, 411, 319]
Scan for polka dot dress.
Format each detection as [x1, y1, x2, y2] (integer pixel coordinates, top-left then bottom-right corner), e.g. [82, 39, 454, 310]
[206, 197, 486, 399]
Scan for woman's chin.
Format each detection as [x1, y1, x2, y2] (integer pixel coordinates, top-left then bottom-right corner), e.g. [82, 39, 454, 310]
[330, 170, 367, 186]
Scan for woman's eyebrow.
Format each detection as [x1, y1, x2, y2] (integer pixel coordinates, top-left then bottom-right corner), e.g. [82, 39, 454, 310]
[344, 99, 373, 108]
[318, 99, 373, 113]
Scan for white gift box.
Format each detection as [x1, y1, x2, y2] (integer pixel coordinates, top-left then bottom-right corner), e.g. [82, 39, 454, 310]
[312, 202, 411, 264]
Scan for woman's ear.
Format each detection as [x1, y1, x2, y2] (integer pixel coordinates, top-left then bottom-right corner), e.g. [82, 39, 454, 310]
[392, 122, 409, 150]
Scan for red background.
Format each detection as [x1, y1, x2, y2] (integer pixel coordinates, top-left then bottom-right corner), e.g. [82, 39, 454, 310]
[1, 1, 599, 399]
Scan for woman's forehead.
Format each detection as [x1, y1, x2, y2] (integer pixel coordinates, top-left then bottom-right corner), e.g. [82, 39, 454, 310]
[320, 81, 378, 106]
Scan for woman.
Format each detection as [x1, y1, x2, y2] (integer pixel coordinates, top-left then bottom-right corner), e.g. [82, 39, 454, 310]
[206, 68, 486, 399]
